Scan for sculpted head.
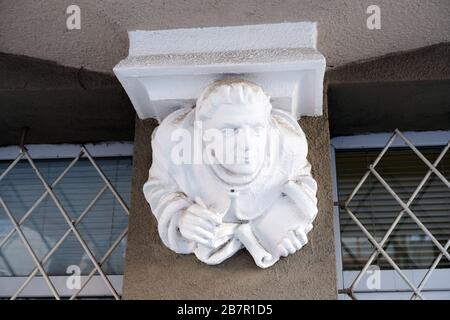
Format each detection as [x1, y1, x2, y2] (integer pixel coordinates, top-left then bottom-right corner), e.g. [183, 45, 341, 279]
[195, 79, 272, 176]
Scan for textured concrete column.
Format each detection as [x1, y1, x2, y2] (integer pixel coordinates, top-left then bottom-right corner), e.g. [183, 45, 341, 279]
[122, 99, 337, 299]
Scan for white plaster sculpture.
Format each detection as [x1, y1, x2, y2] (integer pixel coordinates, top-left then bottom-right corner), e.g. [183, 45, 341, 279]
[143, 78, 318, 268]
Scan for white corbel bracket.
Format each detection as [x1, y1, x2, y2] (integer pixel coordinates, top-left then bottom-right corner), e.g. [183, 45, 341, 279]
[114, 22, 326, 122]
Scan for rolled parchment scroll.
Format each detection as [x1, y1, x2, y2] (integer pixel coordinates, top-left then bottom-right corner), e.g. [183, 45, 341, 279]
[235, 223, 277, 268]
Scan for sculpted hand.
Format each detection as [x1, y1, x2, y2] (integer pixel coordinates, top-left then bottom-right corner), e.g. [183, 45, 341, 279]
[277, 223, 313, 257]
[179, 202, 222, 247]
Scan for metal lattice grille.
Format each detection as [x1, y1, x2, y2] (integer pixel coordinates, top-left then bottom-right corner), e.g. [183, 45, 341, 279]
[337, 129, 450, 300]
[0, 144, 130, 300]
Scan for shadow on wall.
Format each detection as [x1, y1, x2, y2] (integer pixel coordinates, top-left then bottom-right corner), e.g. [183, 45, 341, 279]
[0, 53, 135, 146]
[326, 43, 450, 137]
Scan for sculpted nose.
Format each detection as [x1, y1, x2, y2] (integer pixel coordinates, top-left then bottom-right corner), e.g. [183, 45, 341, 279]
[237, 128, 251, 151]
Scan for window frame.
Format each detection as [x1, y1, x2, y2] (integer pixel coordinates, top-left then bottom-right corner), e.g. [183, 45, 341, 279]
[0, 141, 133, 299]
[331, 130, 450, 300]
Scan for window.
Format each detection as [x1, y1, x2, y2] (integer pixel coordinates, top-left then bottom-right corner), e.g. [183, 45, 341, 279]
[331, 130, 450, 300]
[0, 143, 133, 299]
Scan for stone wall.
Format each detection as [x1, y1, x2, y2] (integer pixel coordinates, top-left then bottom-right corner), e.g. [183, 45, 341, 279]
[122, 94, 337, 299]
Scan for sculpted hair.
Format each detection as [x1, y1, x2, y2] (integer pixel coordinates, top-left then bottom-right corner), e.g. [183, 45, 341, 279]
[195, 78, 272, 121]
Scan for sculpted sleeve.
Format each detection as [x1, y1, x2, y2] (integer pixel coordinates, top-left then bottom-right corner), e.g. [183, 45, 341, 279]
[248, 112, 318, 262]
[143, 126, 195, 254]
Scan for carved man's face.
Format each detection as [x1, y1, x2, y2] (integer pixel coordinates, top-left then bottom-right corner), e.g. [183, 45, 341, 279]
[202, 103, 269, 175]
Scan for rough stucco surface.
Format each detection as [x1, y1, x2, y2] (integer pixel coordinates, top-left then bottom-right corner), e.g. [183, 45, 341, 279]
[1, 0, 449, 73]
[122, 99, 336, 299]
